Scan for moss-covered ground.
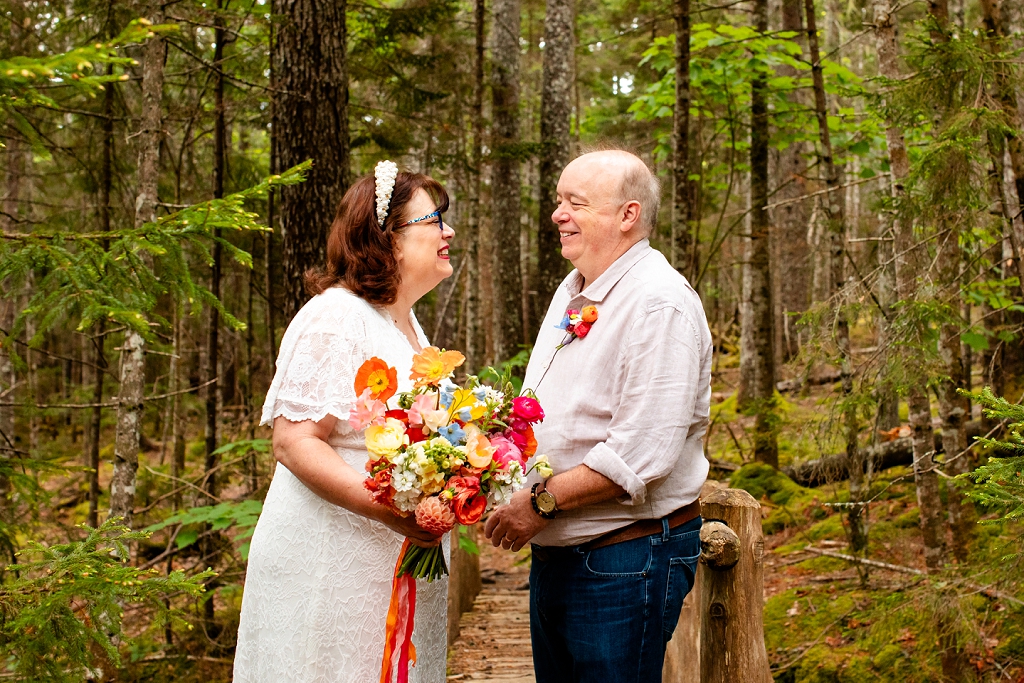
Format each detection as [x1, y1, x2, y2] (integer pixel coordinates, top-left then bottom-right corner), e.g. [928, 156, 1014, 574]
[711, 368, 1024, 682]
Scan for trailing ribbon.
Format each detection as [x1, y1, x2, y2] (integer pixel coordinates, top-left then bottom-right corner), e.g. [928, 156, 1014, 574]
[379, 539, 417, 683]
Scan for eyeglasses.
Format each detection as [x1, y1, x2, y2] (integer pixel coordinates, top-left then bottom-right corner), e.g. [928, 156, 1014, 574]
[398, 209, 444, 232]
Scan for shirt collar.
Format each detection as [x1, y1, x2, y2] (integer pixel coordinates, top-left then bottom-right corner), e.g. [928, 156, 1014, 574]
[565, 238, 653, 303]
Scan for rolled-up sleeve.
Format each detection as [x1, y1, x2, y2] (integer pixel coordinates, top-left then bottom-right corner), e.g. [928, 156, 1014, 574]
[581, 304, 702, 505]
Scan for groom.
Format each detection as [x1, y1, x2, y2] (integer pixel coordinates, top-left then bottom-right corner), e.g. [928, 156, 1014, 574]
[484, 149, 712, 682]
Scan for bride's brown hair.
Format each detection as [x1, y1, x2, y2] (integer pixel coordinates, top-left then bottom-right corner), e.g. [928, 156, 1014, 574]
[304, 171, 450, 305]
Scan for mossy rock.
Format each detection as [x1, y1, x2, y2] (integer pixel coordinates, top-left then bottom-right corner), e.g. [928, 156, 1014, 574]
[730, 462, 805, 506]
[894, 508, 920, 528]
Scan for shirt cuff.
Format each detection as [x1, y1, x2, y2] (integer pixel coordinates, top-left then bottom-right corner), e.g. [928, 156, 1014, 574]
[582, 442, 648, 505]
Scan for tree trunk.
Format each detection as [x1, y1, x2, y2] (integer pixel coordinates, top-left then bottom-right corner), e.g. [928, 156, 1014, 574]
[464, 0, 486, 373]
[110, 12, 165, 528]
[0, 136, 24, 463]
[936, 225, 973, 563]
[805, 0, 862, 554]
[205, 1, 227, 507]
[773, 0, 810, 364]
[490, 0, 524, 362]
[738, 0, 777, 469]
[672, 0, 695, 281]
[535, 0, 573, 331]
[980, 0, 1024, 296]
[872, 0, 946, 571]
[276, 0, 350, 321]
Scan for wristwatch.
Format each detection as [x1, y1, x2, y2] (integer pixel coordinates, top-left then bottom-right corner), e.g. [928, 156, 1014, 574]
[531, 480, 559, 519]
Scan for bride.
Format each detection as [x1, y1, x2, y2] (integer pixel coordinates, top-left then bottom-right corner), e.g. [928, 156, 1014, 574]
[234, 161, 455, 682]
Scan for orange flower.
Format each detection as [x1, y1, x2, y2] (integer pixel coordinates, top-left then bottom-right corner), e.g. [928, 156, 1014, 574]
[522, 425, 538, 459]
[581, 305, 598, 323]
[354, 357, 399, 402]
[410, 346, 465, 388]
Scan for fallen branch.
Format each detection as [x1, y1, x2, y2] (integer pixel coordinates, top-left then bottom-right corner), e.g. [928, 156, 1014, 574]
[806, 547, 1024, 606]
[805, 546, 924, 575]
[782, 420, 984, 487]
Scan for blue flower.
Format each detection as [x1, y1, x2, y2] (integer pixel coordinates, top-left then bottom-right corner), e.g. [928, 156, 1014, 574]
[472, 385, 488, 401]
[437, 423, 466, 446]
[458, 407, 474, 422]
[439, 381, 456, 409]
[556, 313, 571, 330]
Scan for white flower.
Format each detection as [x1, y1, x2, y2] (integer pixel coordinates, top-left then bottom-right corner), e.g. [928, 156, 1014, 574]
[374, 160, 399, 225]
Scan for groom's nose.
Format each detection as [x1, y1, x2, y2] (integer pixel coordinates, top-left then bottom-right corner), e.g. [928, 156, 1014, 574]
[551, 201, 570, 226]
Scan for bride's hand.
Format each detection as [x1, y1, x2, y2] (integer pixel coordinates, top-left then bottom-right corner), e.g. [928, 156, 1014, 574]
[374, 508, 443, 548]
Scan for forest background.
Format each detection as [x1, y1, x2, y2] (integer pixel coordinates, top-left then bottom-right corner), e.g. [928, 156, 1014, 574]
[2, 0, 1024, 680]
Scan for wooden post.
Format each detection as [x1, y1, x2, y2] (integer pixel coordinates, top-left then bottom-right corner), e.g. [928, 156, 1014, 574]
[698, 488, 772, 683]
[447, 524, 483, 645]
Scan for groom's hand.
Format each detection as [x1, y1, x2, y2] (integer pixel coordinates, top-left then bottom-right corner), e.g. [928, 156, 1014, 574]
[484, 488, 548, 553]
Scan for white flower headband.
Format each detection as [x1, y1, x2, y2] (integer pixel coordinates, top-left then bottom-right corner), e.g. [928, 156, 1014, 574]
[374, 160, 399, 226]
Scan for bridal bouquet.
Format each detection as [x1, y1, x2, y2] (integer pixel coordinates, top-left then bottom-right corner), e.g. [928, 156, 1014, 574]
[349, 347, 550, 683]
[348, 347, 551, 580]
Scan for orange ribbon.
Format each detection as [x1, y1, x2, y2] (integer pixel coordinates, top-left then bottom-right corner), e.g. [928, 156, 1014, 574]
[379, 539, 417, 683]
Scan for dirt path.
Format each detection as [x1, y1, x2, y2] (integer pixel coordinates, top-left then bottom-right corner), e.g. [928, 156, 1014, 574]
[446, 543, 535, 682]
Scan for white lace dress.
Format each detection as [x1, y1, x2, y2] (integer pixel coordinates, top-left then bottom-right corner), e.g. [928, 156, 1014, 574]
[234, 286, 449, 683]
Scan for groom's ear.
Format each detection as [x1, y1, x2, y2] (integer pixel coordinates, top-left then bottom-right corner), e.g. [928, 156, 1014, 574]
[620, 200, 642, 233]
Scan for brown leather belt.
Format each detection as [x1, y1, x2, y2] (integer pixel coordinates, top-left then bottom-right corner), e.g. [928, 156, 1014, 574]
[580, 499, 702, 552]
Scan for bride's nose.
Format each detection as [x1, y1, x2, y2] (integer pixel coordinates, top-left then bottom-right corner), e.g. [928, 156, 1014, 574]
[442, 222, 455, 240]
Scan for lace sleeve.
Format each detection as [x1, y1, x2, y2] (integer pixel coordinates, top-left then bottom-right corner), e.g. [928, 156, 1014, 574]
[261, 294, 370, 426]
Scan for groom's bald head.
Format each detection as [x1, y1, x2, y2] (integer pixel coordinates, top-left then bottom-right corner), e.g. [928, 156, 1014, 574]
[567, 150, 661, 235]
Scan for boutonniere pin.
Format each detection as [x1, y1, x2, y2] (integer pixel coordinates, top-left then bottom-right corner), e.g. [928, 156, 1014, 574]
[556, 305, 599, 349]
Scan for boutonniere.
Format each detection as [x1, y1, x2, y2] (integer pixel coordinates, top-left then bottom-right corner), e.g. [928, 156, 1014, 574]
[556, 305, 599, 349]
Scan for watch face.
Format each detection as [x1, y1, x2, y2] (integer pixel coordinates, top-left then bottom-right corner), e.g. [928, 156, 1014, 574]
[537, 491, 557, 514]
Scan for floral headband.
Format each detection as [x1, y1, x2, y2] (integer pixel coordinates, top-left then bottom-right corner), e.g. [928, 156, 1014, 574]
[375, 160, 399, 226]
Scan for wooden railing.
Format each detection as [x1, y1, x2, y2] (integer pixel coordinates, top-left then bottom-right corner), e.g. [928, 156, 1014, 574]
[448, 487, 772, 681]
[665, 487, 772, 682]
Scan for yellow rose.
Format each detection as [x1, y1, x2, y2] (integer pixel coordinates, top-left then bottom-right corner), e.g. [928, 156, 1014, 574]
[365, 417, 408, 460]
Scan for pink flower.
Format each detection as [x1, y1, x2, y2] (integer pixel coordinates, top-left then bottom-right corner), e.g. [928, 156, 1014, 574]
[349, 388, 386, 430]
[408, 393, 437, 426]
[490, 434, 525, 470]
[512, 396, 544, 423]
[508, 418, 531, 434]
[508, 429, 527, 451]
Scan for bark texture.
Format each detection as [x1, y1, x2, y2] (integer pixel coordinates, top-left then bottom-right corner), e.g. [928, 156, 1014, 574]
[738, 0, 777, 468]
[873, 0, 946, 571]
[773, 0, 810, 363]
[805, 0, 862, 553]
[276, 0, 350, 320]
[110, 16, 165, 527]
[535, 0, 574, 331]
[490, 0, 524, 362]
[672, 0, 696, 281]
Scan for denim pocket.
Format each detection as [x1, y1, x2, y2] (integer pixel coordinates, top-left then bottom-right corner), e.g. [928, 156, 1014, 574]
[662, 549, 700, 640]
[584, 536, 653, 577]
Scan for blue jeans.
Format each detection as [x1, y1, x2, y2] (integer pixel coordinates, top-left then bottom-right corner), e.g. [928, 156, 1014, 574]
[529, 516, 702, 683]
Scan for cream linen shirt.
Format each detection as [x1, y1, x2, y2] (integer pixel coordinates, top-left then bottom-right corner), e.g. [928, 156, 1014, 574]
[524, 238, 712, 547]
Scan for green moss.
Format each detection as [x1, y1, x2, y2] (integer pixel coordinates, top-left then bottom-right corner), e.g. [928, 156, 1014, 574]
[872, 644, 905, 670]
[730, 462, 804, 505]
[894, 508, 920, 528]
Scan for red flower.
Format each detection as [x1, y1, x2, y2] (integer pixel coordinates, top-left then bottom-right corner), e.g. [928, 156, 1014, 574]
[573, 322, 592, 338]
[449, 476, 486, 525]
[511, 396, 544, 423]
[385, 409, 410, 423]
[406, 425, 430, 444]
